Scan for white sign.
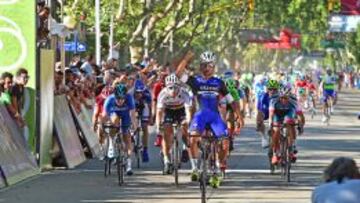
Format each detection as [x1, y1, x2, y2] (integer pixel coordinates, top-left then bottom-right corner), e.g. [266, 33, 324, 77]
[329, 15, 360, 32]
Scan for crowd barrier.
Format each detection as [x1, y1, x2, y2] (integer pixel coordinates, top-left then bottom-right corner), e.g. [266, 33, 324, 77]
[70, 103, 101, 158]
[54, 95, 86, 169]
[39, 49, 55, 169]
[0, 106, 39, 188]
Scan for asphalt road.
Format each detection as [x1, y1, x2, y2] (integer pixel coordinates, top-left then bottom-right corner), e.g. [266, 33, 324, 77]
[1, 88, 359, 203]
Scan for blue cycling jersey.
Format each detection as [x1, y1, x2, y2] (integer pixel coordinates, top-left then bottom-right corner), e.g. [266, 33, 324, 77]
[186, 75, 229, 111]
[254, 82, 267, 98]
[133, 89, 152, 104]
[104, 94, 135, 118]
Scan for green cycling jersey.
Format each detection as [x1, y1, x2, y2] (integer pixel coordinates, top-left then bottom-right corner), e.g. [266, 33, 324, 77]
[225, 79, 240, 101]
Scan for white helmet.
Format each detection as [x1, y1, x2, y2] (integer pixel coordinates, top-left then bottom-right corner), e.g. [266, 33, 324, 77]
[200, 51, 216, 64]
[165, 74, 179, 86]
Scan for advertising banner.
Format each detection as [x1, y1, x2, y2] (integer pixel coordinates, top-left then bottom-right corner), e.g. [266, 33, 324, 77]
[54, 96, 86, 169]
[70, 104, 101, 158]
[0, 1, 37, 152]
[39, 49, 55, 169]
[0, 106, 39, 186]
[341, 0, 360, 15]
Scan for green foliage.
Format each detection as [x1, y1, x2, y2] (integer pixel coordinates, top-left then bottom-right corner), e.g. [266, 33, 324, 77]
[60, 0, 359, 69]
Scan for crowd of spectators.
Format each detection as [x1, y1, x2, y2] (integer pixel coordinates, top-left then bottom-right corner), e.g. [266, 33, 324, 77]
[0, 69, 29, 128]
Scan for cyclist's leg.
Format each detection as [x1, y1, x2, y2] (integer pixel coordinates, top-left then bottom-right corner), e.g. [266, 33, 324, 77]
[189, 110, 206, 175]
[322, 92, 329, 119]
[210, 112, 229, 170]
[120, 121, 133, 175]
[162, 109, 175, 164]
[284, 110, 296, 148]
[162, 123, 173, 162]
[141, 104, 150, 162]
[271, 115, 282, 163]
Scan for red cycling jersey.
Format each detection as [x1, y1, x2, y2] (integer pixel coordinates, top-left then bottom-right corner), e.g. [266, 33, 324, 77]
[152, 80, 165, 102]
[295, 80, 308, 88]
[306, 82, 316, 92]
[95, 85, 113, 113]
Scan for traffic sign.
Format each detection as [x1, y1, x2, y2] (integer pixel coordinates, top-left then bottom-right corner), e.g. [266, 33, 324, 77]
[64, 42, 87, 52]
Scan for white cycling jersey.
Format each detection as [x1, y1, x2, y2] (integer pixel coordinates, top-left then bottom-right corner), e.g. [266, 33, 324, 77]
[157, 86, 193, 110]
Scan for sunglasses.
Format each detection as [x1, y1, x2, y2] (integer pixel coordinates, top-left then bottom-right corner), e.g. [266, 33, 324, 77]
[200, 63, 214, 69]
[268, 88, 277, 91]
[168, 86, 178, 90]
[115, 96, 126, 101]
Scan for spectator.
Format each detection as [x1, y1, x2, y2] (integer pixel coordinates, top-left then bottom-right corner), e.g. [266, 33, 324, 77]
[54, 70, 69, 95]
[312, 157, 360, 203]
[37, 6, 50, 42]
[80, 54, 95, 76]
[10, 68, 29, 117]
[0, 72, 24, 127]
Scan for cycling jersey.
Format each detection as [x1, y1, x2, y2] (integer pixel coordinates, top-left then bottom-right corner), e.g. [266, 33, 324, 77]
[254, 82, 267, 100]
[104, 94, 135, 133]
[95, 85, 113, 113]
[157, 86, 192, 110]
[152, 80, 165, 102]
[321, 75, 337, 103]
[295, 80, 308, 96]
[322, 75, 337, 90]
[270, 95, 297, 126]
[183, 75, 232, 139]
[133, 89, 152, 122]
[225, 79, 240, 101]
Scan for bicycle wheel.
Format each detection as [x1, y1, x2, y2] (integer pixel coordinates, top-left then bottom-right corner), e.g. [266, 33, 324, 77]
[267, 130, 275, 174]
[286, 147, 291, 182]
[280, 134, 287, 179]
[104, 135, 111, 177]
[174, 137, 179, 186]
[136, 129, 141, 169]
[116, 134, 124, 186]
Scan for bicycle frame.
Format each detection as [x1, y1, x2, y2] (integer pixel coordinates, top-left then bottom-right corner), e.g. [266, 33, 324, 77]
[102, 123, 126, 186]
[199, 128, 219, 203]
[132, 115, 143, 169]
[172, 123, 182, 186]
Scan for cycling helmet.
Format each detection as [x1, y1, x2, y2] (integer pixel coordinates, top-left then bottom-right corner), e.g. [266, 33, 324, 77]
[279, 86, 291, 97]
[200, 51, 216, 64]
[326, 67, 332, 75]
[114, 84, 127, 99]
[134, 80, 146, 92]
[299, 74, 305, 80]
[223, 70, 234, 80]
[267, 79, 279, 89]
[165, 73, 179, 87]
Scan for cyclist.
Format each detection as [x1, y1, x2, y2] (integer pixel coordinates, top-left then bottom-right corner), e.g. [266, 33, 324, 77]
[319, 68, 338, 122]
[156, 74, 193, 174]
[177, 51, 242, 187]
[239, 73, 253, 118]
[256, 79, 280, 148]
[152, 71, 168, 147]
[222, 70, 244, 151]
[102, 84, 138, 175]
[268, 86, 297, 165]
[295, 74, 308, 107]
[306, 75, 317, 109]
[93, 84, 113, 146]
[133, 79, 152, 163]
